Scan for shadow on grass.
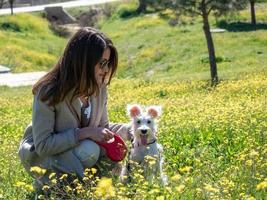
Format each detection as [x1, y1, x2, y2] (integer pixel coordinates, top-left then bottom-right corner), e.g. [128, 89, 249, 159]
[217, 21, 267, 32]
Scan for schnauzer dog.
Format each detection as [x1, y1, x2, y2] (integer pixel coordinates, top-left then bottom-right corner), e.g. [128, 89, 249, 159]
[120, 104, 168, 185]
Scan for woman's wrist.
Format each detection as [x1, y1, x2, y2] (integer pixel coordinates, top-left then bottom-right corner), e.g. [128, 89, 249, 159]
[77, 127, 89, 141]
[76, 127, 96, 141]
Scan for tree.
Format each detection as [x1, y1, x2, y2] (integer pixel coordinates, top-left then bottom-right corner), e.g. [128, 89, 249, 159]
[249, 0, 256, 25]
[8, 0, 15, 15]
[137, 0, 147, 13]
[166, 0, 246, 85]
[0, 0, 7, 9]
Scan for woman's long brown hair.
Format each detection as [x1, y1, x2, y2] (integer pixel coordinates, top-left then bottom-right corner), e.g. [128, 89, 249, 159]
[32, 27, 118, 106]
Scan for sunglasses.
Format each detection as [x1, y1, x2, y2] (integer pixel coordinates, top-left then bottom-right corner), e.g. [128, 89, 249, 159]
[99, 59, 111, 70]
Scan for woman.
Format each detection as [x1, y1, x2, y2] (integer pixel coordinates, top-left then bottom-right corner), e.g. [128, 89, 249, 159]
[18, 27, 130, 190]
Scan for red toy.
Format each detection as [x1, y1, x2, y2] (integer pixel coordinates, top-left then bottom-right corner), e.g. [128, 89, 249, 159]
[97, 133, 127, 162]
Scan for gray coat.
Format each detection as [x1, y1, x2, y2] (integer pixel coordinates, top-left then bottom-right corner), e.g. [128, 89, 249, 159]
[18, 85, 129, 185]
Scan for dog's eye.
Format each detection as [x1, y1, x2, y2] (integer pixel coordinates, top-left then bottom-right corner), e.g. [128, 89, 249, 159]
[147, 120, 151, 124]
[137, 120, 141, 124]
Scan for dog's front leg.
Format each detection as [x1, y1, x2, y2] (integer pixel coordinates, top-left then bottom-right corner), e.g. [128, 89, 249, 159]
[159, 156, 168, 186]
[120, 164, 128, 183]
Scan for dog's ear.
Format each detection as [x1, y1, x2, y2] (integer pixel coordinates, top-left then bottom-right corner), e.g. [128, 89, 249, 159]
[147, 106, 162, 118]
[127, 104, 142, 118]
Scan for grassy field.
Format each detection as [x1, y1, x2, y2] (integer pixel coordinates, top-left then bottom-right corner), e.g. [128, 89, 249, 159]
[0, 1, 267, 199]
[0, 13, 66, 72]
[0, 2, 266, 80]
[0, 74, 266, 199]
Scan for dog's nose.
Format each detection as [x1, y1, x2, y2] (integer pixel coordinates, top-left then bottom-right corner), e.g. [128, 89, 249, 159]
[141, 129, 147, 134]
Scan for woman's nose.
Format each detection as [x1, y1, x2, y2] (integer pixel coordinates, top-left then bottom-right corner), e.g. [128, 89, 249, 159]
[103, 66, 110, 73]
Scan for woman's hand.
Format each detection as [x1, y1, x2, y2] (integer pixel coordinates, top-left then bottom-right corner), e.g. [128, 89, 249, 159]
[77, 127, 114, 142]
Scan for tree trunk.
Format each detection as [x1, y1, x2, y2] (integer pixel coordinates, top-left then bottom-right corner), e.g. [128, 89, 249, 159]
[250, 0, 256, 25]
[0, 0, 5, 9]
[137, 0, 147, 13]
[202, 12, 218, 85]
[9, 0, 13, 15]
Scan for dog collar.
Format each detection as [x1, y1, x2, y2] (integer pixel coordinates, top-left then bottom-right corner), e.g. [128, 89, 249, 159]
[135, 139, 157, 147]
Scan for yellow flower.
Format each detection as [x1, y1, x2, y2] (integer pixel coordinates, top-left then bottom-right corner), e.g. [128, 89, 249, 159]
[204, 184, 219, 193]
[179, 166, 192, 173]
[30, 166, 46, 176]
[14, 181, 26, 187]
[83, 177, 89, 182]
[91, 167, 97, 174]
[49, 172, 56, 179]
[245, 160, 253, 167]
[249, 150, 259, 157]
[65, 185, 72, 193]
[38, 195, 45, 199]
[256, 180, 267, 190]
[14, 181, 33, 191]
[196, 188, 202, 194]
[51, 179, 57, 185]
[95, 177, 115, 198]
[59, 174, 68, 180]
[156, 196, 165, 200]
[246, 196, 256, 200]
[42, 185, 50, 191]
[171, 174, 181, 182]
[175, 185, 185, 193]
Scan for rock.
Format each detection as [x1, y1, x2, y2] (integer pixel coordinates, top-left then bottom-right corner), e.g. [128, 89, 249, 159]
[0, 65, 10, 74]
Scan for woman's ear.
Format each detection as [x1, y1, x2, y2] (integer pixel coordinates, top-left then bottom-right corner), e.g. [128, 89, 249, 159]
[147, 106, 162, 118]
[127, 104, 142, 118]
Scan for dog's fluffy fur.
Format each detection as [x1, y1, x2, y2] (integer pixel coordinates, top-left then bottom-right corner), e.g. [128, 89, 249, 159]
[120, 104, 168, 185]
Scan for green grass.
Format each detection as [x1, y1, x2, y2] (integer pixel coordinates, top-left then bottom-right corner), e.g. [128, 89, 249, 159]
[0, 74, 266, 199]
[0, 2, 266, 80]
[0, 1, 267, 199]
[99, 2, 267, 81]
[0, 13, 66, 72]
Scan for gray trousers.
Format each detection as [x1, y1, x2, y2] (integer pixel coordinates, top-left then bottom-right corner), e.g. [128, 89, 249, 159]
[18, 123, 131, 191]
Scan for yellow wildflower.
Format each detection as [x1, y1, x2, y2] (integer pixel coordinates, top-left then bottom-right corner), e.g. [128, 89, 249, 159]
[171, 174, 181, 182]
[30, 166, 46, 176]
[246, 196, 256, 200]
[49, 172, 56, 179]
[256, 180, 267, 190]
[156, 196, 165, 200]
[65, 185, 72, 193]
[95, 177, 115, 198]
[91, 168, 97, 174]
[14, 181, 26, 187]
[179, 166, 192, 173]
[42, 185, 50, 191]
[204, 184, 219, 193]
[59, 174, 68, 180]
[245, 160, 253, 167]
[175, 184, 185, 193]
[51, 179, 57, 185]
[38, 195, 45, 199]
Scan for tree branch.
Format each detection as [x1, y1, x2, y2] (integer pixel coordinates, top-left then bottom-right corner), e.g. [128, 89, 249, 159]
[207, 5, 215, 15]
[175, 3, 202, 16]
[205, 0, 215, 6]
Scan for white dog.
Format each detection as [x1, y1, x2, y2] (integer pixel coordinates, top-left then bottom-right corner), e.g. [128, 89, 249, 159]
[120, 104, 168, 185]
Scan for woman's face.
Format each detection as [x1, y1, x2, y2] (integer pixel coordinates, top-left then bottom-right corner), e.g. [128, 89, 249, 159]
[95, 48, 111, 86]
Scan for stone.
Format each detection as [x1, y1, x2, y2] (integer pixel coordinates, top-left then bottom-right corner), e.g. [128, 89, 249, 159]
[210, 28, 226, 33]
[0, 65, 11, 74]
[44, 6, 76, 25]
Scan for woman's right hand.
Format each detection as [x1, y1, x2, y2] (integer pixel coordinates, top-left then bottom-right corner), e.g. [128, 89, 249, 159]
[77, 127, 114, 142]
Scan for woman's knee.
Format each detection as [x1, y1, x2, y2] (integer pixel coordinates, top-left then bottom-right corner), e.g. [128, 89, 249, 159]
[73, 140, 100, 168]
